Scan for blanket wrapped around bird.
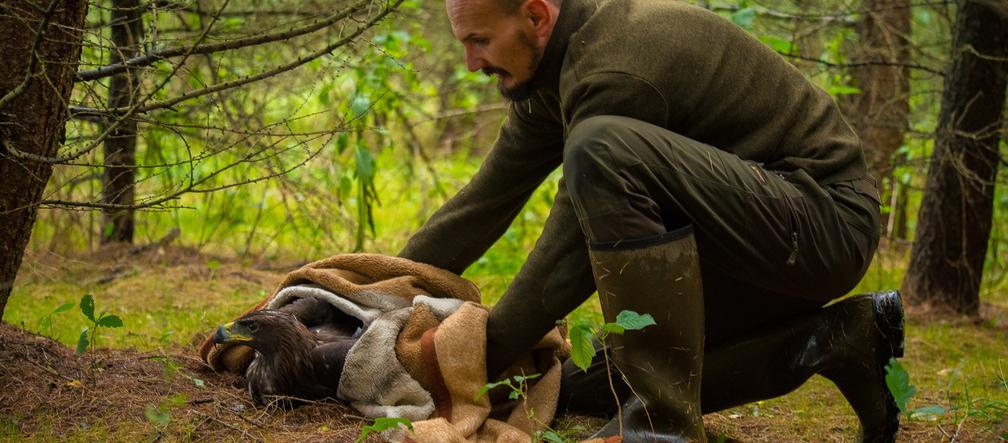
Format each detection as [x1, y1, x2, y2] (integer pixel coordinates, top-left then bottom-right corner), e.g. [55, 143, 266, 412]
[198, 253, 579, 442]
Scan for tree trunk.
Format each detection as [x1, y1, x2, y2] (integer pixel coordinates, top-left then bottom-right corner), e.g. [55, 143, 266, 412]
[101, 0, 144, 244]
[902, 0, 1008, 315]
[843, 0, 911, 237]
[0, 0, 89, 316]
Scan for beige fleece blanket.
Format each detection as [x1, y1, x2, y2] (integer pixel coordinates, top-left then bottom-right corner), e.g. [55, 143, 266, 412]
[198, 253, 609, 442]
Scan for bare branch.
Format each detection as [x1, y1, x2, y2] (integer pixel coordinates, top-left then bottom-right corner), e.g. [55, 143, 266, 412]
[780, 52, 946, 77]
[70, 0, 404, 117]
[5, 0, 233, 164]
[39, 133, 331, 211]
[75, 0, 373, 82]
[148, 1, 324, 18]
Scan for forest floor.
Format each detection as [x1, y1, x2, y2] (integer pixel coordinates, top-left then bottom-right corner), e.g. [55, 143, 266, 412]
[1, 243, 1006, 442]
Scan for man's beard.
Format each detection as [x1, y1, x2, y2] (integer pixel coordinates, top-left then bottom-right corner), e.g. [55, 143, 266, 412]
[498, 74, 537, 101]
[483, 34, 541, 102]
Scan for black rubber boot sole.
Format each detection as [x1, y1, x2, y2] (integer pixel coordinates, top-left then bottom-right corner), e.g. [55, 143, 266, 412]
[866, 290, 906, 443]
[874, 290, 905, 359]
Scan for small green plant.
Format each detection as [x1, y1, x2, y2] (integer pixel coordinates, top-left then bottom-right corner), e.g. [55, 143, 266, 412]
[885, 357, 917, 413]
[568, 310, 656, 371]
[145, 393, 187, 426]
[154, 356, 205, 388]
[937, 361, 1007, 437]
[885, 357, 947, 420]
[568, 310, 656, 439]
[476, 373, 541, 401]
[536, 428, 582, 443]
[75, 294, 124, 358]
[355, 417, 413, 443]
[0, 415, 19, 437]
[37, 301, 74, 339]
[478, 373, 579, 442]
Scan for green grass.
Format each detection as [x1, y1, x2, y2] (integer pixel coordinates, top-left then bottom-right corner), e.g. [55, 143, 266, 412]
[6, 242, 1007, 441]
[6, 151, 1008, 441]
[5, 259, 271, 350]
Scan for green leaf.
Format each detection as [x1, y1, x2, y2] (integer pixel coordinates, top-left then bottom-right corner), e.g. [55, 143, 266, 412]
[145, 404, 171, 426]
[512, 373, 540, 384]
[355, 145, 375, 179]
[540, 430, 566, 443]
[508, 390, 520, 400]
[76, 328, 90, 354]
[53, 302, 75, 314]
[759, 35, 795, 54]
[158, 357, 180, 378]
[192, 378, 205, 388]
[80, 294, 95, 322]
[569, 323, 596, 371]
[98, 315, 123, 328]
[336, 132, 350, 154]
[166, 393, 187, 407]
[828, 85, 862, 96]
[339, 175, 353, 198]
[356, 417, 413, 443]
[732, 8, 756, 31]
[318, 84, 332, 105]
[38, 317, 52, 334]
[350, 95, 371, 117]
[602, 323, 625, 335]
[885, 358, 916, 413]
[475, 379, 508, 401]
[908, 405, 946, 420]
[615, 310, 656, 331]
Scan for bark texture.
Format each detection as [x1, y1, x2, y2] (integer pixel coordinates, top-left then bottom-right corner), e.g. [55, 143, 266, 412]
[843, 0, 911, 237]
[101, 0, 144, 244]
[0, 1, 89, 316]
[902, 0, 1008, 315]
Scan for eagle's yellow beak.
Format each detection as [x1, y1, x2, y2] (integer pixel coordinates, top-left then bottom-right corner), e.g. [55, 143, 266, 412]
[213, 321, 253, 344]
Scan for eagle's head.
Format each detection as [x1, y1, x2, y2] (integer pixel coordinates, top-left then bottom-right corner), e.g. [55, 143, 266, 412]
[214, 310, 324, 405]
[213, 310, 314, 355]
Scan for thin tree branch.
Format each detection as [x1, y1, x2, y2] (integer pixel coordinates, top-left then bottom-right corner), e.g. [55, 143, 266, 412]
[75, 0, 372, 82]
[781, 52, 946, 77]
[5, 0, 232, 165]
[69, 0, 404, 118]
[148, 1, 322, 18]
[40, 134, 330, 210]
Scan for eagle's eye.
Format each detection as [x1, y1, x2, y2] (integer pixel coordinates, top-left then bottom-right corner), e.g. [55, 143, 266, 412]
[247, 322, 259, 333]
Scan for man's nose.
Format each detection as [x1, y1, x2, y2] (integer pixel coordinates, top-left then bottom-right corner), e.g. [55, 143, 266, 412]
[464, 48, 486, 72]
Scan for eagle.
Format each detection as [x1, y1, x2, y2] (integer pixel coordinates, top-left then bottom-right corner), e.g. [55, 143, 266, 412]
[213, 296, 362, 405]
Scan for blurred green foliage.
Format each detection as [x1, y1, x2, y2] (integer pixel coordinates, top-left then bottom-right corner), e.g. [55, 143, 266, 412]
[24, 0, 1008, 325]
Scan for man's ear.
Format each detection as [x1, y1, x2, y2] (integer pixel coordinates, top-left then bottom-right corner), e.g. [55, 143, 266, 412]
[523, 0, 556, 40]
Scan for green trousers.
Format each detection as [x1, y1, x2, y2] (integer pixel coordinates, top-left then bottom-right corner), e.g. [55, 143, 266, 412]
[486, 115, 881, 377]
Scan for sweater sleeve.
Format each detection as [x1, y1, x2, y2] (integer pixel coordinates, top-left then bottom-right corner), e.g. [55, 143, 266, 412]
[564, 71, 670, 131]
[398, 95, 564, 275]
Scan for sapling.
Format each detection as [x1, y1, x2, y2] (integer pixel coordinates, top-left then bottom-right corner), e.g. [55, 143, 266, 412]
[75, 294, 124, 366]
[478, 373, 582, 442]
[355, 417, 413, 443]
[38, 301, 74, 339]
[568, 310, 656, 371]
[568, 310, 656, 438]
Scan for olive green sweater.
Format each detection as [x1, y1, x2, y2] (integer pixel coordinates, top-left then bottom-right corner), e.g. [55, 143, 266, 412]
[400, 0, 868, 276]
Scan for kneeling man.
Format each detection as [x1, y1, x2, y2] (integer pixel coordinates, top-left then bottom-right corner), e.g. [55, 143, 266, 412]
[399, 0, 903, 441]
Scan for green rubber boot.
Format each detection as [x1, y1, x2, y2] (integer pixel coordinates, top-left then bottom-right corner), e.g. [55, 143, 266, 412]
[561, 291, 904, 443]
[589, 226, 706, 443]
